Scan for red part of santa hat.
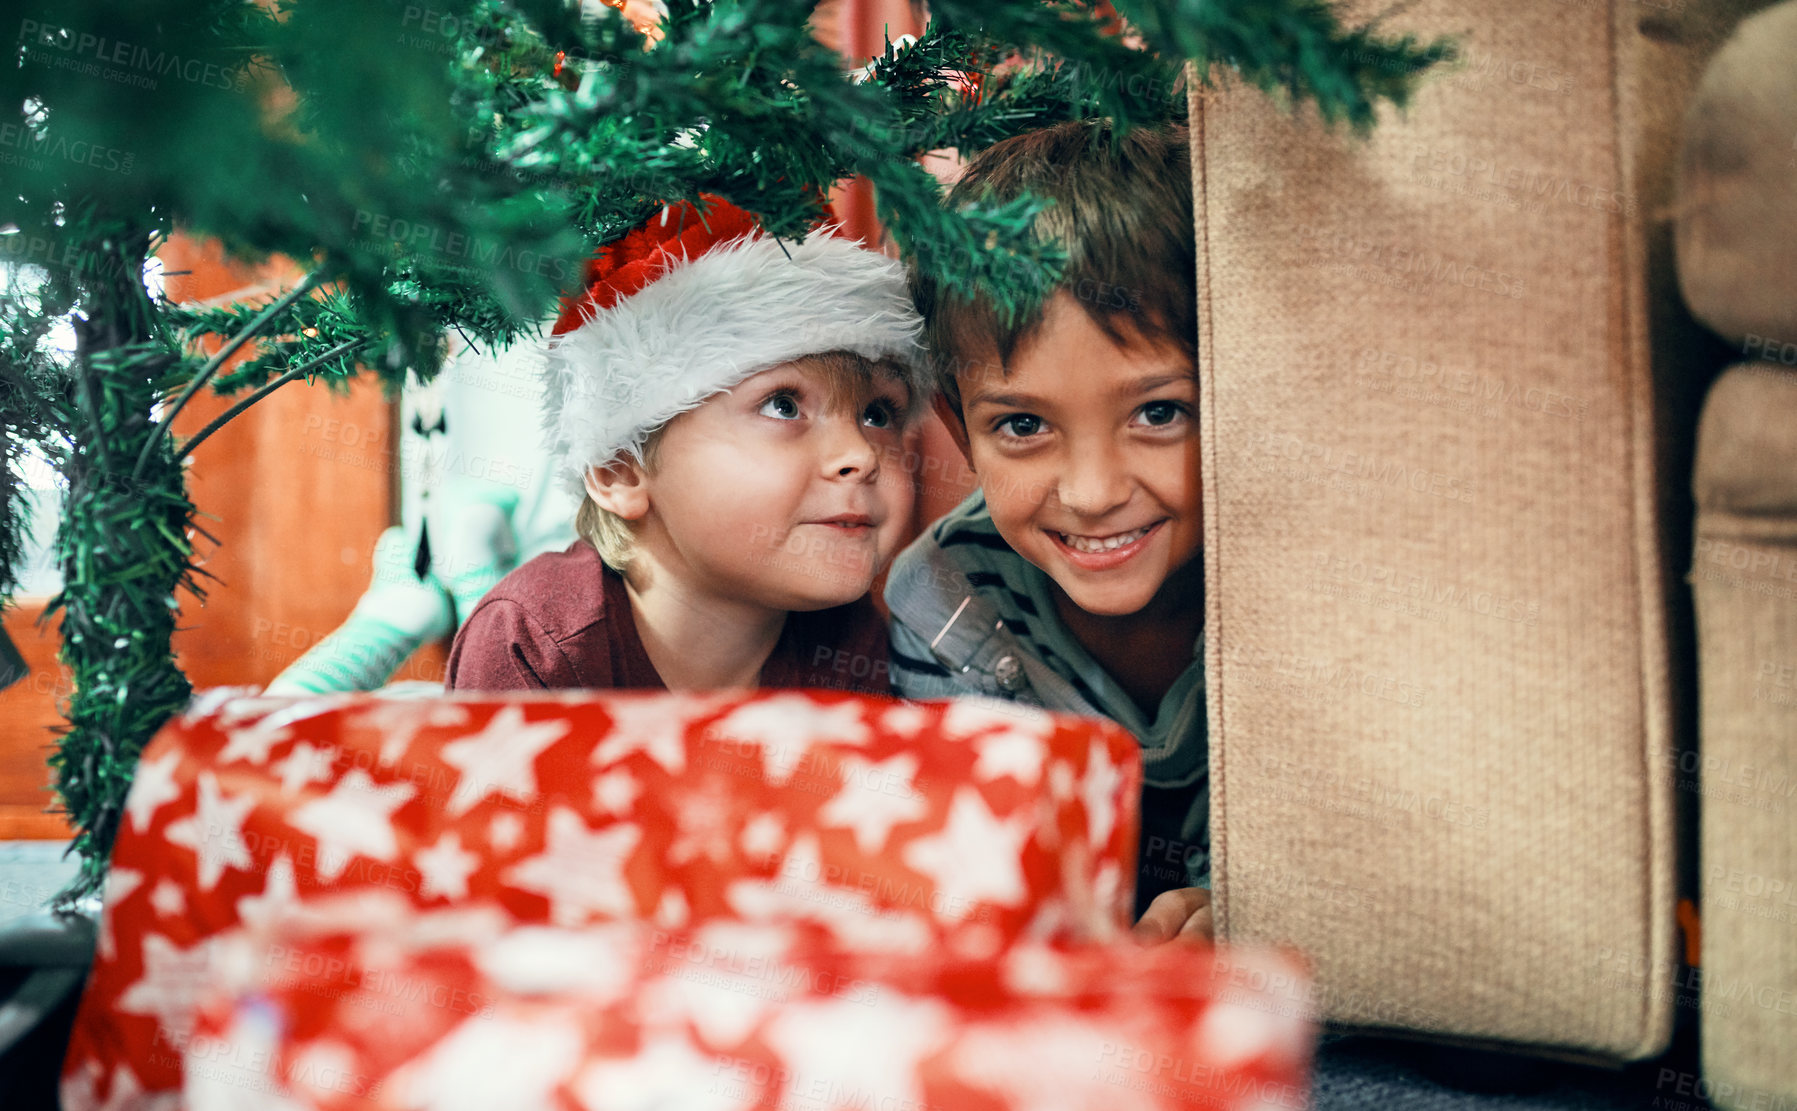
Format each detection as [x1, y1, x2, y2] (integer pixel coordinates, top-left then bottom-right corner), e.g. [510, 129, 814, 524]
[551, 195, 765, 333]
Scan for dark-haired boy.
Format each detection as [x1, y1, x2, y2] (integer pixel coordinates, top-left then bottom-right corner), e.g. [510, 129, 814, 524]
[885, 120, 1212, 943]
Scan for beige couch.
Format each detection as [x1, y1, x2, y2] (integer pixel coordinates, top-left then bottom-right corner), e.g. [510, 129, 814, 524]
[1678, 4, 1797, 1106]
[1189, 0, 1783, 1083]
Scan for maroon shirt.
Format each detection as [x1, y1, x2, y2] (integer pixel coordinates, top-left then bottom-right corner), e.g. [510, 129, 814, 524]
[446, 542, 891, 696]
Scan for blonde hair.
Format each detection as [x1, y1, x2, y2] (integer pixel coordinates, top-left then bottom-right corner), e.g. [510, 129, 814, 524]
[574, 350, 913, 575]
[576, 428, 665, 575]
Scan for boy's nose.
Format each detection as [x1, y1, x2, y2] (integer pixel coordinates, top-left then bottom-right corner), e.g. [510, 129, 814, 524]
[820, 414, 880, 480]
[1057, 442, 1131, 516]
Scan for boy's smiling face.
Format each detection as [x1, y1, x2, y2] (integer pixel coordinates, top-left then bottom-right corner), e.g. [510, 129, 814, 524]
[954, 291, 1202, 617]
[596, 356, 914, 612]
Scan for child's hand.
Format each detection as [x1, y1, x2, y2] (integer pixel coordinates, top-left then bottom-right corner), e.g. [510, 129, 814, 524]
[1132, 886, 1214, 945]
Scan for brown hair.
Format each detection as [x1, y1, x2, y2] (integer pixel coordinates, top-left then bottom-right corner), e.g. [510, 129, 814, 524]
[912, 119, 1195, 420]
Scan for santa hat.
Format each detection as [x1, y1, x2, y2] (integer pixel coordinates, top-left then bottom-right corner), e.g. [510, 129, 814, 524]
[543, 195, 928, 493]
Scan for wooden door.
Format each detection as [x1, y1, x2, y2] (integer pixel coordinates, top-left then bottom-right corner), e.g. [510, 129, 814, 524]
[0, 235, 407, 837]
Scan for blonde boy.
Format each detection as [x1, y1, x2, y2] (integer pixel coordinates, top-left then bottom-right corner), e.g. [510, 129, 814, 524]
[450, 197, 927, 694]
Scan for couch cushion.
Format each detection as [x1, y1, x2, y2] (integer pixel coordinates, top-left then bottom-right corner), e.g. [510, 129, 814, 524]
[1690, 362, 1797, 1111]
[1675, 2, 1797, 351]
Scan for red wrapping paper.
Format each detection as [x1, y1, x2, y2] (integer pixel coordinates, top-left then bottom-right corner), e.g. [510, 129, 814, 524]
[181, 918, 1315, 1111]
[63, 690, 1144, 1108]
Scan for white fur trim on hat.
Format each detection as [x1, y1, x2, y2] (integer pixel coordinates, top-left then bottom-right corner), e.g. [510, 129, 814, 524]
[542, 230, 928, 495]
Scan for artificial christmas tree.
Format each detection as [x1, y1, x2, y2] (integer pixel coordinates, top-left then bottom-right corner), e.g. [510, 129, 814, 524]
[0, 0, 1447, 904]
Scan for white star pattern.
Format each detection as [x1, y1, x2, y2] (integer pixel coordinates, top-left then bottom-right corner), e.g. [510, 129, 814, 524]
[476, 926, 640, 1000]
[125, 750, 183, 833]
[1079, 741, 1122, 848]
[973, 727, 1048, 786]
[1000, 944, 1075, 996]
[571, 1021, 747, 1107]
[940, 698, 1051, 741]
[950, 1015, 1134, 1111]
[489, 811, 524, 852]
[277, 1042, 360, 1111]
[61, 1060, 180, 1111]
[594, 695, 724, 774]
[652, 888, 690, 929]
[878, 702, 930, 737]
[668, 779, 737, 866]
[392, 1014, 584, 1111]
[738, 812, 786, 862]
[441, 706, 570, 816]
[355, 701, 474, 767]
[98, 868, 143, 959]
[217, 718, 294, 766]
[591, 768, 641, 815]
[817, 754, 927, 854]
[163, 771, 257, 891]
[1022, 899, 1071, 945]
[573, 1029, 754, 1111]
[901, 787, 1031, 920]
[416, 832, 480, 901]
[760, 994, 953, 1111]
[726, 837, 935, 954]
[65, 691, 1250, 1111]
[213, 697, 290, 729]
[236, 854, 300, 934]
[273, 741, 337, 795]
[1196, 951, 1313, 1068]
[288, 769, 417, 883]
[1091, 860, 1127, 936]
[1194, 995, 1283, 1070]
[58, 1061, 105, 1111]
[116, 932, 215, 1042]
[149, 879, 186, 919]
[186, 1012, 311, 1111]
[637, 922, 786, 1045]
[502, 808, 641, 926]
[709, 695, 871, 785]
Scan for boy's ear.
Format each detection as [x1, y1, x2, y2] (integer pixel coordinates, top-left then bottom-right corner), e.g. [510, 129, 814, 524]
[931, 394, 974, 466]
[583, 459, 651, 521]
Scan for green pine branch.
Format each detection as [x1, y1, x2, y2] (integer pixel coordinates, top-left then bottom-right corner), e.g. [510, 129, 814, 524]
[0, 0, 1452, 903]
[1115, 0, 1456, 129]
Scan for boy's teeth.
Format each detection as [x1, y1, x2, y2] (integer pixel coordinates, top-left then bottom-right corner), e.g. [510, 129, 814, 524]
[1059, 526, 1151, 554]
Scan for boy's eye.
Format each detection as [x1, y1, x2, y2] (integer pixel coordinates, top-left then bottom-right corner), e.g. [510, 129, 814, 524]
[862, 399, 899, 430]
[994, 413, 1043, 439]
[759, 392, 801, 420]
[1135, 400, 1189, 428]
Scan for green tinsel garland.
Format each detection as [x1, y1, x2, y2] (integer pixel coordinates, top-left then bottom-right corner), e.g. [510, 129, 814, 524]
[42, 231, 199, 896]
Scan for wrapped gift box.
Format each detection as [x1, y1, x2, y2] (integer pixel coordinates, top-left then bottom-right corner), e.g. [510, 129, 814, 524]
[63, 690, 1144, 1107]
[180, 918, 1315, 1111]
